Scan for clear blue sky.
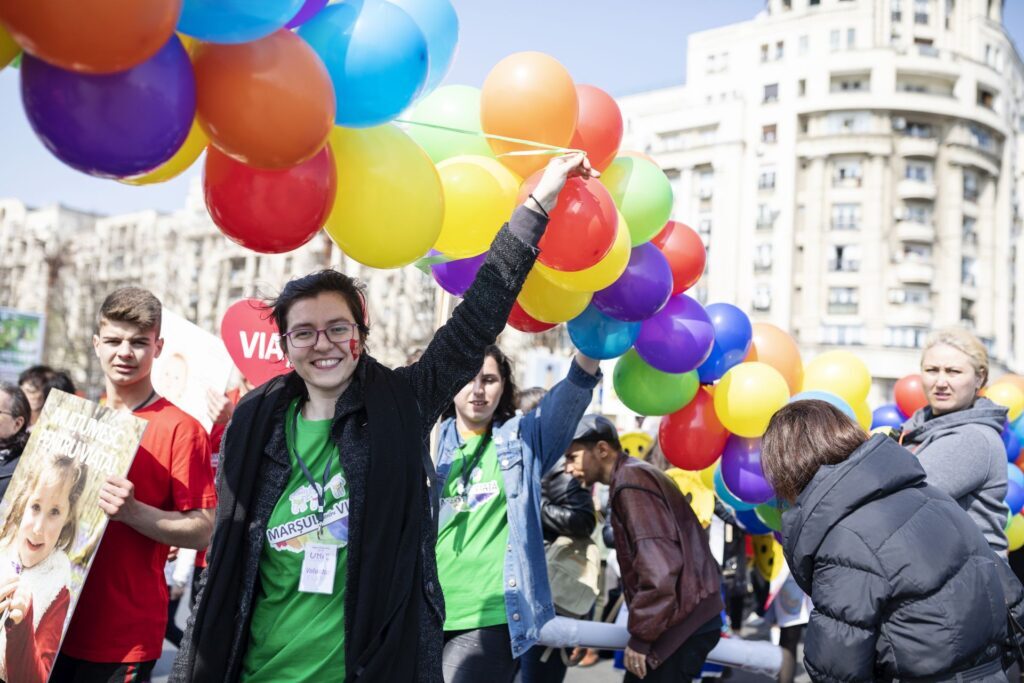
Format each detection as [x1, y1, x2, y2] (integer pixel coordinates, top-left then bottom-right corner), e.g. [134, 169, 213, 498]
[1, 0, 1022, 215]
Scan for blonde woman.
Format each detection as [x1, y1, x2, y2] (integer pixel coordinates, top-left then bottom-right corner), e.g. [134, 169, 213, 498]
[901, 327, 1009, 552]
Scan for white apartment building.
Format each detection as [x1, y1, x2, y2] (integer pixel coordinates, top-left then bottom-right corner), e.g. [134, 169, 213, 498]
[618, 0, 1023, 396]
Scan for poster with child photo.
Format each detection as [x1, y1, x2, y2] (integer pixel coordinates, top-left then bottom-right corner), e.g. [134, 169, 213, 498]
[0, 389, 146, 683]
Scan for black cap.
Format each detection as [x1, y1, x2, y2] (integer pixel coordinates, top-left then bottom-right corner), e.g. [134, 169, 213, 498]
[573, 414, 620, 447]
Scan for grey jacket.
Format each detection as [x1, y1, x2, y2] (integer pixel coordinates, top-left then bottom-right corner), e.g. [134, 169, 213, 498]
[902, 397, 1009, 552]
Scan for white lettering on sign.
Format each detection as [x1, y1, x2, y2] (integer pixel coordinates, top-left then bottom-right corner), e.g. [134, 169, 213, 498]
[238, 331, 292, 367]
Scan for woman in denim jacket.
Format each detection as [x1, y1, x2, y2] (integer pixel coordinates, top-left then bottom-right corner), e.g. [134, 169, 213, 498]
[435, 346, 600, 682]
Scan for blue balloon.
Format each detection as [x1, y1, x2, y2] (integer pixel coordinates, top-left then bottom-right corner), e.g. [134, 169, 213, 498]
[1009, 464, 1024, 489]
[179, 0, 305, 43]
[1004, 425, 1021, 463]
[1012, 415, 1024, 445]
[389, 0, 459, 95]
[697, 303, 753, 384]
[789, 391, 856, 422]
[1007, 480, 1024, 515]
[713, 466, 756, 512]
[871, 403, 905, 431]
[735, 509, 773, 535]
[300, 2, 428, 127]
[567, 304, 641, 360]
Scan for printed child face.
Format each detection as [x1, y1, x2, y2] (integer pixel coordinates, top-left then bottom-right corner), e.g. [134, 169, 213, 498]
[17, 474, 72, 568]
[453, 356, 504, 428]
[158, 353, 189, 402]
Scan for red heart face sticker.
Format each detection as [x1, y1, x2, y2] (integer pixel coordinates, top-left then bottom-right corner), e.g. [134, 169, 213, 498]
[221, 299, 292, 387]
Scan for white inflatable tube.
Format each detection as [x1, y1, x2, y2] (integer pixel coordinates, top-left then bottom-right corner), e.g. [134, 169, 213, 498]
[535, 617, 783, 676]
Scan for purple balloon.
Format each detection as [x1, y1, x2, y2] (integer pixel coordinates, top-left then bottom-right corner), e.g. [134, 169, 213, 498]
[286, 0, 329, 28]
[431, 251, 485, 296]
[720, 436, 774, 504]
[21, 36, 195, 179]
[592, 243, 673, 322]
[634, 295, 714, 374]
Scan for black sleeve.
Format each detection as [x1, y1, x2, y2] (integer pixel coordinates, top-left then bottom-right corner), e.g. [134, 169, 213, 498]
[540, 461, 596, 541]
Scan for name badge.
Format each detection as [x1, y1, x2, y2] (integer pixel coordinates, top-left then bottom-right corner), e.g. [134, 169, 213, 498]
[299, 542, 337, 594]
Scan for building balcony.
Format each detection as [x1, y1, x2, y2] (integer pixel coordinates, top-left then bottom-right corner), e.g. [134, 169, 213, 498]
[897, 260, 934, 284]
[896, 220, 936, 243]
[896, 136, 939, 157]
[898, 179, 937, 201]
[893, 303, 934, 327]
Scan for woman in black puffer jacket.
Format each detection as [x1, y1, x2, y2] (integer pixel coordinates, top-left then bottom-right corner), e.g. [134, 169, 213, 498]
[762, 400, 1024, 682]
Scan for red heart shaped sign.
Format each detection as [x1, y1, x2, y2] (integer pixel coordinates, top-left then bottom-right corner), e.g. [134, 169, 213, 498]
[221, 299, 292, 387]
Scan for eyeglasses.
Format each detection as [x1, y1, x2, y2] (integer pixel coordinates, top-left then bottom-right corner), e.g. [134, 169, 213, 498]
[0, 411, 15, 418]
[283, 323, 358, 349]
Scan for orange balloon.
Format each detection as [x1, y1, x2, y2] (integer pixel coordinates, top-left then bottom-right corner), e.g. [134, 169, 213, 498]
[0, 0, 180, 74]
[194, 31, 335, 170]
[481, 52, 578, 178]
[749, 323, 803, 395]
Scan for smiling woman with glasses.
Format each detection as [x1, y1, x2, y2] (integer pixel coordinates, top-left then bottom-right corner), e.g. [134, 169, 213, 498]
[0, 382, 31, 500]
[174, 153, 597, 683]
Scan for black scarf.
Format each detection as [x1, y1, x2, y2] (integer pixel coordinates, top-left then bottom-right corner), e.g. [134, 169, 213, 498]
[180, 358, 427, 682]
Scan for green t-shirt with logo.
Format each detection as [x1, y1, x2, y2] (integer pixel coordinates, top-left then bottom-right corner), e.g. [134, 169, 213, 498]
[436, 433, 510, 630]
[242, 399, 349, 682]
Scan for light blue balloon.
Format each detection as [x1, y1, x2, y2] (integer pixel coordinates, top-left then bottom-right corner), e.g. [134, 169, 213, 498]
[714, 466, 757, 512]
[389, 0, 459, 95]
[1010, 463, 1024, 489]
[567, 304, 641, 360]
[299, 2, 428, 127]
[1012, 414, 1024, 444]
[178, 0, 305, 43]
[789, 390, 856, 421]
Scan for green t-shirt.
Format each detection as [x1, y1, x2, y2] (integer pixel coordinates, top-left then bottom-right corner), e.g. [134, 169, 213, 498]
[436, 433, 510, 631]
[242, 400, 349, 682]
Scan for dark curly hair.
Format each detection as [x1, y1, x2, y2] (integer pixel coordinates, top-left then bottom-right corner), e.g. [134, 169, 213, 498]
[267, 269, 370, 353]
[0, 383, 31, 458]
[443, 345, 518, 426]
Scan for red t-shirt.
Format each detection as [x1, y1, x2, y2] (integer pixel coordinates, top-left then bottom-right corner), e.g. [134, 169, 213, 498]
[194, 388, 240, 569]
[60, 398, 217, 663]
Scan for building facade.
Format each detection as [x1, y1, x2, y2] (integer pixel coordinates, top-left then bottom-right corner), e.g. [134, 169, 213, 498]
[618, 0, 1023, 396]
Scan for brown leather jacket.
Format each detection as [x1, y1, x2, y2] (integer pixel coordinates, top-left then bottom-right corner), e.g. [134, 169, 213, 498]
[609, 453, 723, 668]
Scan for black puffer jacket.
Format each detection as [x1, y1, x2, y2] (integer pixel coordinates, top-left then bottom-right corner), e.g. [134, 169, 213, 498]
[540, 457, 596, 543]
[783, 434, 1024, 682]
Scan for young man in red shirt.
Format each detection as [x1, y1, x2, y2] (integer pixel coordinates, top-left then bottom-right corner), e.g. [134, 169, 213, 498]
[51, 287, 217, 683]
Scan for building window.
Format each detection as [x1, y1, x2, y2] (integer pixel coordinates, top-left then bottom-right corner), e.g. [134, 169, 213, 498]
[832, 203, 861, 230]
[968, 125, 994, 152]
[761, 124, 778, 143]
[900, 120, 935, 138]
[903, 243, 932, 263]
[830, 29, 841, 51]
[884, 326, 928, 348]
[798, 35, 809, 55]
[763, 83, 779, 103]
[977, 86, 996, 110]
[962, 216, 978, 245]
[889, 285, 930, 305]
[961, 298, 976, 327]
[821, 325, 865, 345]
[892, 0, 903, 21]
[810, 0, 820, 5]
[847, 28, 856, 49]
[826, 111, 871, 134]
[754, 244, 773, 272]
[828, 287, 859, 315]
[914, 0, 929, 24]
[758, 168, 777, 190]
[828, 244, 861, 271]
[904, 161, 933, 182]
[833, 159, 862, 186]
[904, 202, 932, 224]
[798, 79, 807, 96]
[775, 41, 784, 60]
[697, 170, 714, 199]
[963, 170, 979, 202]
[698, 216, 712, 235]
[961, 256, 977, 287]
[757, 204, 775, 229]
[760, 44, 769, 62]
[753, 285, 772, 312]
[832, 75, 869, 93]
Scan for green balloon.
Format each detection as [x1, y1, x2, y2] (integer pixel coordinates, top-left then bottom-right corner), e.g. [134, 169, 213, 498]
[755, 503, 783, 532]
[613, 349, 698, 416]
[600, 157, 674, 246]
[406, 85, 496, 164]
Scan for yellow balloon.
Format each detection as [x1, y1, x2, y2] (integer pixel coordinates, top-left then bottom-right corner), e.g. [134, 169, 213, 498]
[802, 350, 872, 406]
[752, 535, 785, 582]
[853, 400, 872, 431]
[178, 33, 199, 57]
[699, 461, 718, 490]
[1008, 514, 1024, 552]
[517, 267, 592, 323]
[434, 155, 520, 258]
[120, 118, 208, 186]
[714, 362, 790, 438]
[325, 125, 444, 269]
[985, 382, 1024, 423]
[535, 211, 631, 292]
[665, 468, 714, 528]
[0, 25, 19, 70]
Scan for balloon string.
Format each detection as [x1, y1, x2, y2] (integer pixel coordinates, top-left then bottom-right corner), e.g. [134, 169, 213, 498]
[394, 119, 586, 158]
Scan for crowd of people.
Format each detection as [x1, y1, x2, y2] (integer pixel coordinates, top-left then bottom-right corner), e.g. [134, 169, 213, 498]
[1, 154, 1023, 683]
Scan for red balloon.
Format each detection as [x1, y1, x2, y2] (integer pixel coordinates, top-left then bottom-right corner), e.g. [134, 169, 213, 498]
[518, 175, 618, 272]
[652, 220, 706, 295]
[204, 144, 336, 254]
[569, 84, 623, 172]
[895, 374, 929, 417]
[659, 388, 729, 471]
[508, 301, 557, 333]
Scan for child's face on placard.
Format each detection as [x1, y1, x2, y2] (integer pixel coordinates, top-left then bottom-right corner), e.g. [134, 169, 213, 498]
[17, 474, 72, 568]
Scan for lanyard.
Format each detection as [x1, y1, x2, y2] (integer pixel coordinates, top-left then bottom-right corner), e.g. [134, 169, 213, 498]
[287, 405, 335, 532]
[458, 430, 491, 495]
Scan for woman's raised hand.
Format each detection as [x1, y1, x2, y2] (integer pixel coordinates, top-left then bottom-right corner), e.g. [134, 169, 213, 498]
[527, 153, 599, 215]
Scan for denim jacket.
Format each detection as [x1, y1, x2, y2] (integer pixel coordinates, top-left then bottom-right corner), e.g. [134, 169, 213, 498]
[435, 359, 599, 658]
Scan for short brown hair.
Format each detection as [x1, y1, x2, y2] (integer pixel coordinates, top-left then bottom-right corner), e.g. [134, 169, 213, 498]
[98, 287, 162, 335]
[761, 400, 867, 502]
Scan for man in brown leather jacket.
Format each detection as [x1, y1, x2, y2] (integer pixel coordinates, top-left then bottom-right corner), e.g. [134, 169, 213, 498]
[564, 415, 723, 681]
